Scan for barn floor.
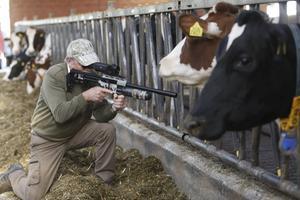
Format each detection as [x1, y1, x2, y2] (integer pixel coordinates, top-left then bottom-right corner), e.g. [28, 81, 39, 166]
[0, 75, 187, 200]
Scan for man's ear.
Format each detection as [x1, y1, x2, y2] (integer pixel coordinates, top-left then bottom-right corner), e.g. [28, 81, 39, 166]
[64, 57, 71, 63]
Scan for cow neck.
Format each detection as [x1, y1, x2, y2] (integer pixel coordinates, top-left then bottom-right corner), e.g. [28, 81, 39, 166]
[279, 24, 300, 133]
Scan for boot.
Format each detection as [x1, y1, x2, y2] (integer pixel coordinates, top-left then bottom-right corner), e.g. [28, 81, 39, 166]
[0, 163, 24, 194]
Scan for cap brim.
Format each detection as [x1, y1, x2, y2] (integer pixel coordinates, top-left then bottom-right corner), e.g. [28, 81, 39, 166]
[75, 52, 100, 66]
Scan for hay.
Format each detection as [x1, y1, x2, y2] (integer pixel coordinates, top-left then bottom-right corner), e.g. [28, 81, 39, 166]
[0, 76, 187, 200]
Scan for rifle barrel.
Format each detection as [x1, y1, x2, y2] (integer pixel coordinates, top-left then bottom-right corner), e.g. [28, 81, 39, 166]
[126, 83, 177, 98]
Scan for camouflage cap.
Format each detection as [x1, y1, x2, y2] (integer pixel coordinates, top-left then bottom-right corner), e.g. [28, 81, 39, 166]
[66, 38, 100, 66]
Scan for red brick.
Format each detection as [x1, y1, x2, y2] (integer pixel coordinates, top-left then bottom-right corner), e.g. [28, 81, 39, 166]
[10, 0, 172, 30]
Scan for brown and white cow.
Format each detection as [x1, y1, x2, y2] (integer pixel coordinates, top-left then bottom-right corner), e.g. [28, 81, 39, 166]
[159, 2, 239, 86]
[26, 34, 51, 94]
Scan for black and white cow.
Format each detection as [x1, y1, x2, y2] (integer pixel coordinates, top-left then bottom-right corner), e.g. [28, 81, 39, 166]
[10, 31, 28, 56]
[185, 10, 298, 141]
[5, 27, 46, 80]
[25, 27, 46, 56]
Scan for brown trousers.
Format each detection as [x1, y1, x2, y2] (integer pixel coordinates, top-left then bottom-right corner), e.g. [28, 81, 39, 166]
[9, 120, 116, 200]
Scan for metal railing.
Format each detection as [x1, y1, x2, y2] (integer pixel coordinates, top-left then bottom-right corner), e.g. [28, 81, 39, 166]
[15, 0, 300, 198]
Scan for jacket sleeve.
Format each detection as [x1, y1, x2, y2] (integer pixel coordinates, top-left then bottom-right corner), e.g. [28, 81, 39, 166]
[42, 70, 88, 123]
[92, 100, 117, 122]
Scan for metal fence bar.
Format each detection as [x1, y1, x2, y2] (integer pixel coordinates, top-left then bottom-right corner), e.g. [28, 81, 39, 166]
[115, 18, 128, 78]
[112, 18, 118, 65]
[279, 1, 288, 23]
[145, 15, 160, 118]
[140, 15, 150, 115]
[298, 0, 300, 23]
[154, 14, 165, 122]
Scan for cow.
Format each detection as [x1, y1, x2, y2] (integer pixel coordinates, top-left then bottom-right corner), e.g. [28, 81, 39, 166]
[6, 52, 32, 80]
[184, 10, 298, 141]
[10, 31, 28, 56]
[5, 27, 47, 80]
[2, 32, 29, 80]
[184, 9, 300, 181]
[26, 34, 52, 94]
[25, 27, 46, 56]
[159, 2, 239, 86]
[159, 4, 284, 170]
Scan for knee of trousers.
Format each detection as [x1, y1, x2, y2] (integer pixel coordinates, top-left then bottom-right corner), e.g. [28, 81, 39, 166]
[96, 123, 116, 143]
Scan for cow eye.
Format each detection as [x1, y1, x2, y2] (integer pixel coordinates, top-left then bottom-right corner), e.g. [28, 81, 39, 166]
[233, 55, 253, 72]
[241, 57, 250, 65]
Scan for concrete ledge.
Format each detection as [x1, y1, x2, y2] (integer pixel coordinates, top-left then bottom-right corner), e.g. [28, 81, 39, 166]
[112, 113, 293, 200]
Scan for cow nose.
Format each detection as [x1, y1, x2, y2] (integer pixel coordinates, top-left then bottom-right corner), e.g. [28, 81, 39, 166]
[184, 114, 206, 130]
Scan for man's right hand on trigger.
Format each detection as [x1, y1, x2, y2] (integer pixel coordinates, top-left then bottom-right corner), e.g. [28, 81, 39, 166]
[82, 87, 112, 102]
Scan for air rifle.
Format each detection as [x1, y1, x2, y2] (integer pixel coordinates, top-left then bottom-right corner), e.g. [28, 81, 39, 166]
[66, 69, 177, 100]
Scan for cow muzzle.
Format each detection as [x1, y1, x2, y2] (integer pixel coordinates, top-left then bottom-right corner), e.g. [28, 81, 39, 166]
[184, 114, 206, 137]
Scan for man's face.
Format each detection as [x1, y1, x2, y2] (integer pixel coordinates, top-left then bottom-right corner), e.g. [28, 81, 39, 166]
[68, 58, 93, 73]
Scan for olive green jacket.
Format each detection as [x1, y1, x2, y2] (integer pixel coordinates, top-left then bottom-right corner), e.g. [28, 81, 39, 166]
[31, 63, 117, 141]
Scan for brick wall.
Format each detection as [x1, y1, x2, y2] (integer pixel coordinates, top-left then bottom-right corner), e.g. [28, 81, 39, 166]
[10, 0, 174, 29]
[113, 0, 172, 8]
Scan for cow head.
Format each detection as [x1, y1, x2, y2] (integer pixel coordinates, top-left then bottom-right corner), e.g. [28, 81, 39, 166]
[25, 27, 46, 56]
[185, 11, 297, 140]
[10, 32, 28, 56]
[7, 52, 33, 80]
[35, 34, 52, 65]
[159, 2, 238, 86]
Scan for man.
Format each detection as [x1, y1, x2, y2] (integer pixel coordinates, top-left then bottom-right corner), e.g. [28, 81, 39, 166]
[0, 38, 126, 200]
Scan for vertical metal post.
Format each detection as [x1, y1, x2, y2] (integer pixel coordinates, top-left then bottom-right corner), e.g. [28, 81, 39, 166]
[160, 13, 171, 126]
[128, 16, 142, 111]
[115, 17, 128, 78]
[155, 13, 165, 122]
[145, 15, 164, 118]
[86, 20, 93, 42]
[279, 2, 288, 24]
[125, 17, 132, 82]
[139, 15, 147, 114]
[250, 4, 259, 10]
[58, 24, 64, 61]
[297, 0, 300, 23]
[112, 18, 118, 65]
[105, 18, 114, 64]
[61, 23, 68, 57]
[98, 19, 107, 62]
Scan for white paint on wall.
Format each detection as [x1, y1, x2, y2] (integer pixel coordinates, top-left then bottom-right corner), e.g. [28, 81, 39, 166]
[0, 0, 10, 38]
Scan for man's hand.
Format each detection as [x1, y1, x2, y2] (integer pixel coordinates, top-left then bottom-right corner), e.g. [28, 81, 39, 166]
[112, 94, 126, 111]
[82, 87, 112, 102]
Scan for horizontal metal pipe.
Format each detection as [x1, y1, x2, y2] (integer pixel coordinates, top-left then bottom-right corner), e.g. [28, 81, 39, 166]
[122, 107, 300, 199]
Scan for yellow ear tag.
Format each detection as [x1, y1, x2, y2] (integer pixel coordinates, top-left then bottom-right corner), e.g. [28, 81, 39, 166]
[189, 22, 203, 37]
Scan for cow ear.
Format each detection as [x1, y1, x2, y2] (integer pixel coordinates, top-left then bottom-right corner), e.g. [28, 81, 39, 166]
[179, 14, 208, 38]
